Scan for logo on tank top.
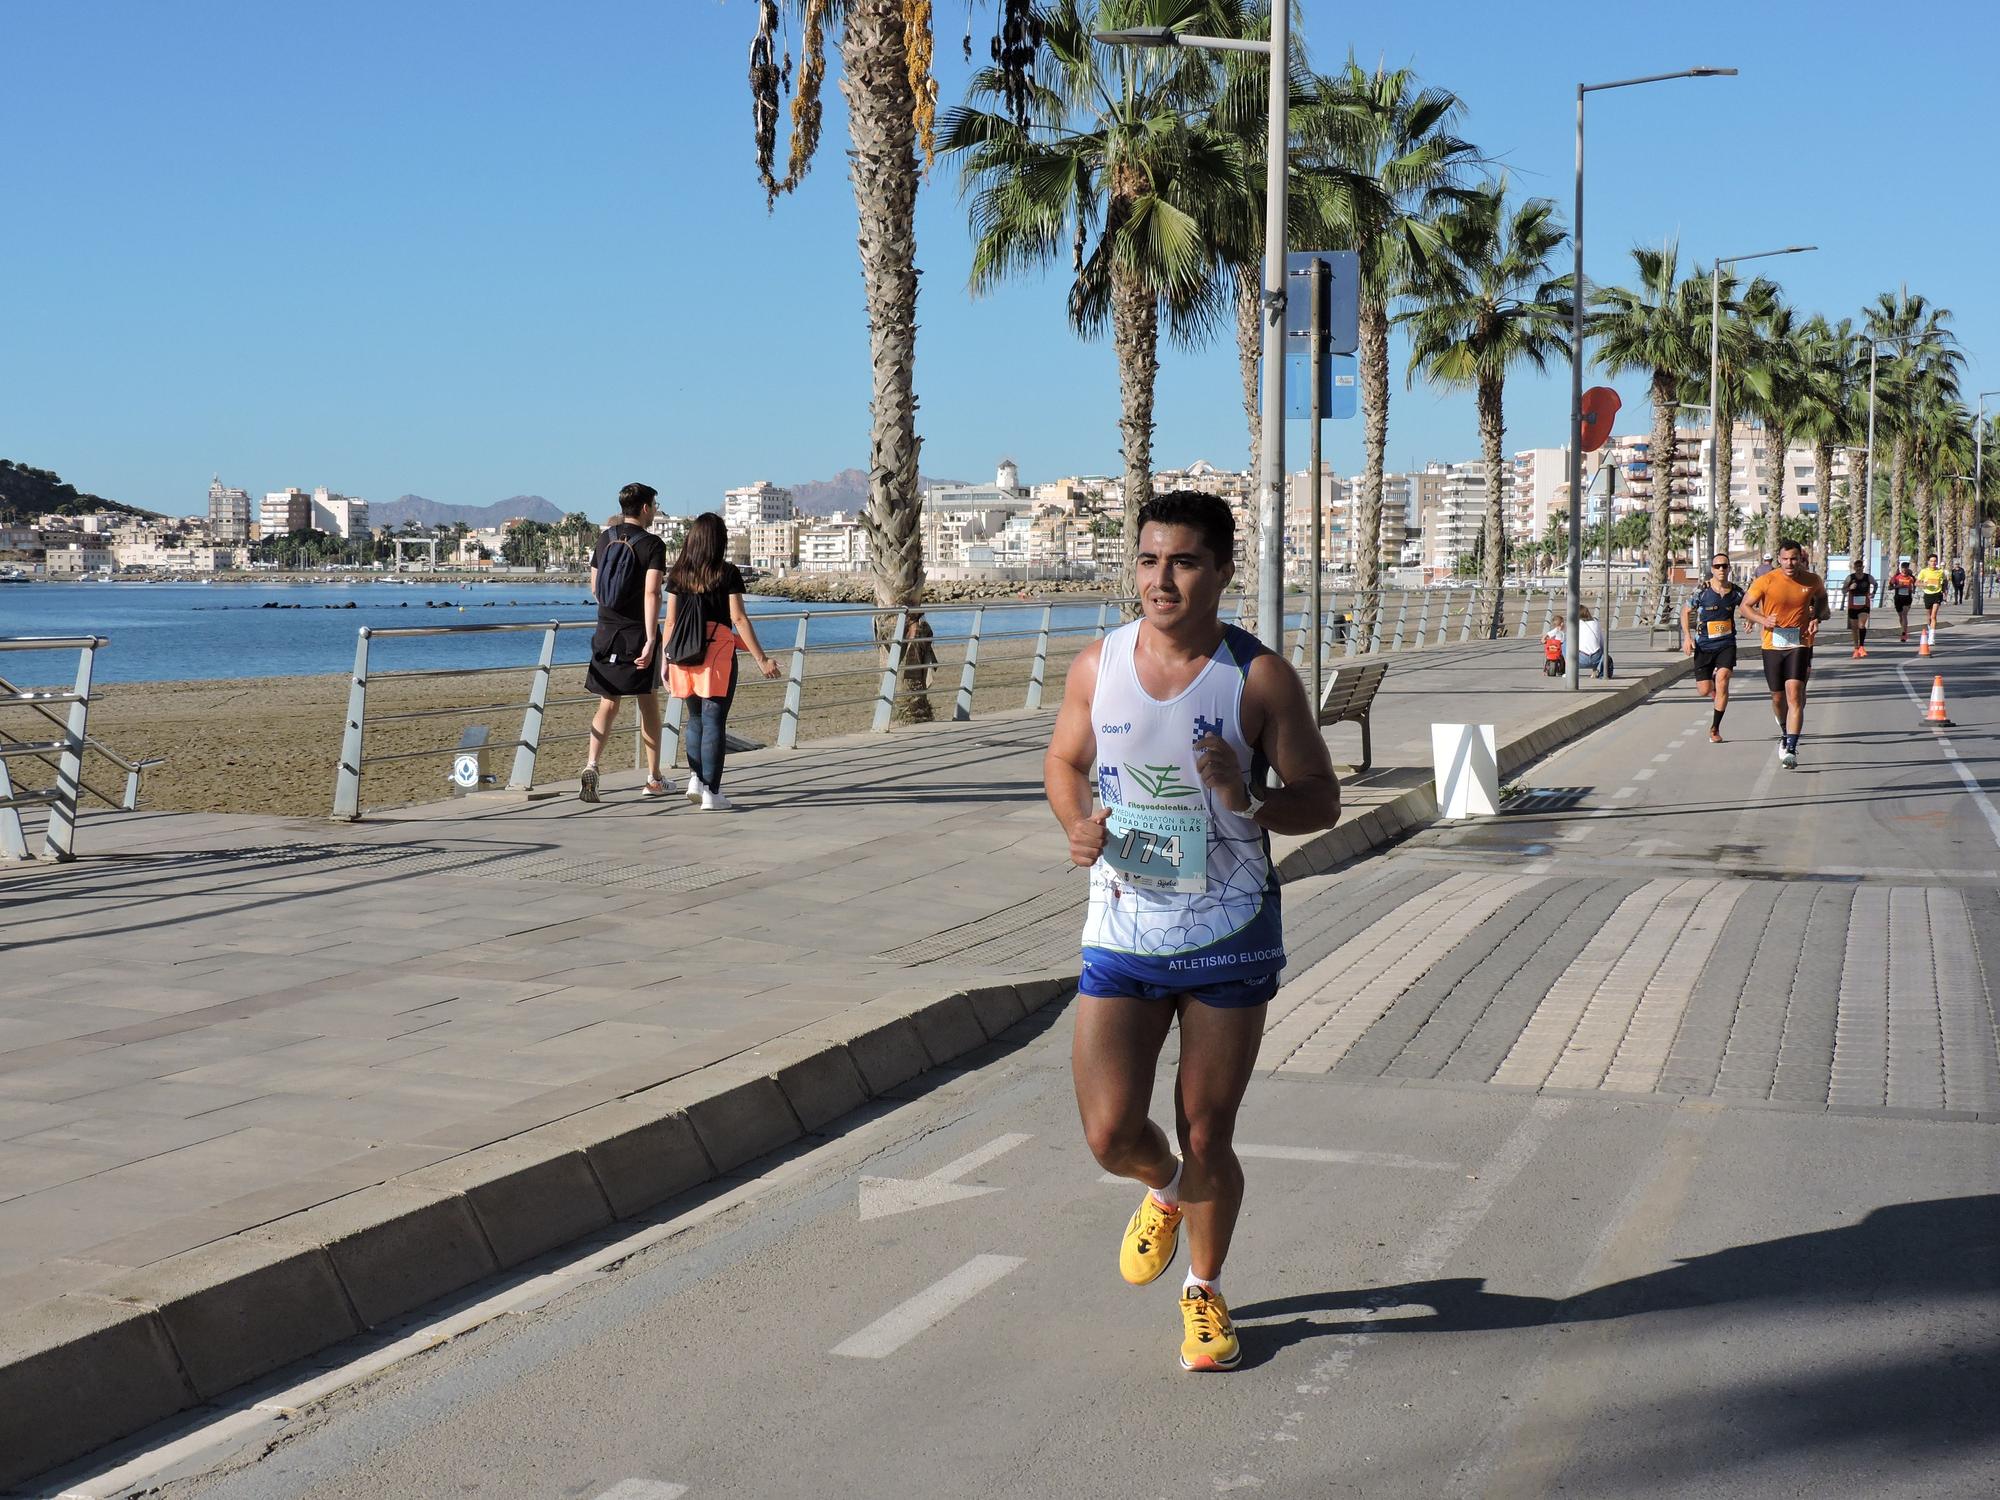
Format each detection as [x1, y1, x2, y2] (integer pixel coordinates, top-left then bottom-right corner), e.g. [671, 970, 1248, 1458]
[1098, 765, 1122, 804]
[1124, 762, 1199, 800]
[1192, 713, 1225, 744]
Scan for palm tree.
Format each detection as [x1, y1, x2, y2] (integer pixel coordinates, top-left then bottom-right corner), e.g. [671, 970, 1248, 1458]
[1399, 181, 1569, 632]
[1590, 240, 1705, 605]
[749, 0, 947, 717]
[941, 0, 1245, 600]
[1742, 293, 1804, 561]
[1295, 58, 1477, 624]
[1864, 289, 1960, 574]
[1789, 316, 1863, 565]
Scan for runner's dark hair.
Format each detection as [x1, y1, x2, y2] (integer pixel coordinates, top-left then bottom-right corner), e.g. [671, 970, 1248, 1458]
[1777, 538, 1803, 557]
[616, 482, 658, 517]
[669, 511, 729, 596]
[1137, 490, 1235, 569]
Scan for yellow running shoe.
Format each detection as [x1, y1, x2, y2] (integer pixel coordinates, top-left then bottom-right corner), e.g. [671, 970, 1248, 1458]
[1118, 1191, 1182, 1285]
[1179, 1284, 1241, 1371]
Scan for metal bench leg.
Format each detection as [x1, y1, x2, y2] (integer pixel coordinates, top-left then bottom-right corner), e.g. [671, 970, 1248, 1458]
[1359, 711, 1372, 773]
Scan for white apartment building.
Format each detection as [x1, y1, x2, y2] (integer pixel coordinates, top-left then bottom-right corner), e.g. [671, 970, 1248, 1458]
[1420, 460, 1515, 576]
[798, 517, 870, 572]
[1511, 448, 1567, 539]
[311, 487, 370, 539]
[44, 543, 113, 576]
[723, 481, 794, 533]
[1328, 472, 1418, 572]
[207, 476, 252, 544]
[260, 487, 312, 537]
[745, 520, 799, 570]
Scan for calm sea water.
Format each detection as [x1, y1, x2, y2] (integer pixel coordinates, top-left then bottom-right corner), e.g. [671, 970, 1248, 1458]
[0, 580, 1108, 687]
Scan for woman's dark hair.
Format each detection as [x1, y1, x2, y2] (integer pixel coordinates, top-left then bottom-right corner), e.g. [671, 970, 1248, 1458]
[1136, 490, 1235, 567]
[669, 511, 730, 595]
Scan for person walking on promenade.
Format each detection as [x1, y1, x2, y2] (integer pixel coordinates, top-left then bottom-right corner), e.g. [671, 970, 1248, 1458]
[662, 513, 782, 812]
[1918, 553, 1948, 637]
[1842, 561, 1875, 658]
[1743, 539, 1831, 770]
[1681, 554, 1744, 742]
[580, 483, 667, 803]
[1889, 560, 1917, 641]
[1951, 561, 1966, 603]
[1043, 491, 1341, 1373]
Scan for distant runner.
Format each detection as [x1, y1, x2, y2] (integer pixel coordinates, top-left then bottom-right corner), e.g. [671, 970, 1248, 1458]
[1743, 539, 1831, 770]
[1045, 490, 1340, 1373]
[1681, 553, 1744, 742]
[1918, 553, 1948, 636]
[1952, 561, 1967, 604]
[1889, 560, 1917, 641]
[1842, 562, 1874, 658]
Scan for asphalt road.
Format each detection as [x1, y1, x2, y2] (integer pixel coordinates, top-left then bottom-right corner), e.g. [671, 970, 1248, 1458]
[45, 623, 2000, 1500]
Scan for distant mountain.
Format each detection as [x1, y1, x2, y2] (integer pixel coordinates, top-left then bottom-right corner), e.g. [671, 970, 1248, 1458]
[371, 494, 566, 529]
[786, 469, 969, 517]
[0, 460, 156, 525]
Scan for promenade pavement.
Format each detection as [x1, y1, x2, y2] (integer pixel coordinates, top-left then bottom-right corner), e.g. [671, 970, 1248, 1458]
[1, 634, 1680, 1320]
[82, 622, 2000, 1500]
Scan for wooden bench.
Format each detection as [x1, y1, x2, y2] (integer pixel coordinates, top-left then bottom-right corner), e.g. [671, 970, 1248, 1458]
[1316, 661, 1389, 772]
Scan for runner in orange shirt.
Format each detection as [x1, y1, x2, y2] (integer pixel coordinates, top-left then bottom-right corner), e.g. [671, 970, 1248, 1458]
[1742, 539, 1832, 770]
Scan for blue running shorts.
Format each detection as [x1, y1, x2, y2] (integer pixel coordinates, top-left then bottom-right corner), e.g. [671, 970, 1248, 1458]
[1078, 952, 1281, 1009]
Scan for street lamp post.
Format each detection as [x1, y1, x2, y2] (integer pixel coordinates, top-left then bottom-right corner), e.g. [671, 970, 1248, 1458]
[1567, 67, 1736, 692]
[1704, 245, 1815, 564]
[1859, 339, 1897, 592]
[1096, 21, 1286, 646]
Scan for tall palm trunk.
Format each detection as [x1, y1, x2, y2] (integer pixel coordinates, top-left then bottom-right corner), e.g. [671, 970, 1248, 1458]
[1356, 296, 1390, 638]
[1763, 423, 1787, 560]
[1915, 473, 1932, 565]
[1813, 440, 1833, 562]
[1111, 256, 1159, 606]
[1848, 447, 1867, 560]
[1889, 435, 1907, 566]
[1714, 412, 1736, 555]
[1647, 369, 1676, 614]
[842, 0, 930, 720]
[1234, 265, 1261, 618]
[1477, 373, 1505, 636]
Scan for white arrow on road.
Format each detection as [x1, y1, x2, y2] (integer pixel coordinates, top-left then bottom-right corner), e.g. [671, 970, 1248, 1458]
[859, 1132, 1032, 1220]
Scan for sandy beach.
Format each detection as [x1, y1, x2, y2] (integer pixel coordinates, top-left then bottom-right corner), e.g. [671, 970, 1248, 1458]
[23, 631, 1091, 820]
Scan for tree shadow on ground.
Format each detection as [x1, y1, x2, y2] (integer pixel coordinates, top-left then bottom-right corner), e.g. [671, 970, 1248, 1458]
[1234, 1195, 2000, 1482]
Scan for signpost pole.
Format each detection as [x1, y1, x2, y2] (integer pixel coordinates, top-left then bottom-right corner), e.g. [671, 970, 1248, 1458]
[1309, 255, 1326, 711]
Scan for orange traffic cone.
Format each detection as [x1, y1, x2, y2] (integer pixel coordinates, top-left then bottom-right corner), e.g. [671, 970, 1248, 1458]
[1923, 675, 1953, 727]
[1918, 627, 1933, 657]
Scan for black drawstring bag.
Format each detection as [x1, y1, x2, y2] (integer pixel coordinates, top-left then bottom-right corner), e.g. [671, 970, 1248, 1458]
[665, 591, 708, 666]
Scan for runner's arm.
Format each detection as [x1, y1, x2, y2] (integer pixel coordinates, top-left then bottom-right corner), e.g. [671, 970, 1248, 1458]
[1680, 599, 1695, 650]
[1238, 655, 1340, 836]
[1044, 642, 1109, 868]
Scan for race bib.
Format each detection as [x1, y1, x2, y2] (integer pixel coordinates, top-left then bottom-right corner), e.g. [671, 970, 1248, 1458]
[1705, 619, 1731, 638]
[1102, 804, 1208, 893]
[1769, 626, 1803, 649]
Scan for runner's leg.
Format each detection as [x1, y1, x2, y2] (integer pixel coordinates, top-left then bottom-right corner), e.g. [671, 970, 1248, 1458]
[1785, 677, 1807, 737]
[1171, 999, 1267, 1280]
[1073, 995, 1178, 1190]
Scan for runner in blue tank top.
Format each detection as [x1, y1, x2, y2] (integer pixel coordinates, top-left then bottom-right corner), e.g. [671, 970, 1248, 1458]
[1044, 491, 1341, 1373]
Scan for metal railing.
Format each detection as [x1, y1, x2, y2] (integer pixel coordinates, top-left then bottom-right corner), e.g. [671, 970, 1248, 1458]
[1, 635, 117, 862]
[327, 584, 1675, 818]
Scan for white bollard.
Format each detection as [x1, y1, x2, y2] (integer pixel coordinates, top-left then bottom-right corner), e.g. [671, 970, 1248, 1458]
[1432, 723, 1499, 820]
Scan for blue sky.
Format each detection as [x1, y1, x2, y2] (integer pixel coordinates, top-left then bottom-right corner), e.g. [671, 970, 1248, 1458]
[6, 0, 1996, 518]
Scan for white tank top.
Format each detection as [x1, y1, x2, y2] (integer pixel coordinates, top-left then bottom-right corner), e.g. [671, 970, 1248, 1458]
[1081, 621, 1283, 983]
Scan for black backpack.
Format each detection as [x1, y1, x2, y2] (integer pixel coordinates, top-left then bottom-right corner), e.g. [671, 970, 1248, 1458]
[664, 590, 708, 665]
[595, 527, 647, 617]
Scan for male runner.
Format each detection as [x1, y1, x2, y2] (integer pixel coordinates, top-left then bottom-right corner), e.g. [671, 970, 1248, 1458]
[1918, 553, 1948, 636]
[1680, 553, 1744, 742]
[1952, 561, 1967, 603]
[1842, 561, 1875, 657]
[1045, 490, 1340, 1372]
[1889, 559, 1916, 641]
[1743, 539, 1831, 769]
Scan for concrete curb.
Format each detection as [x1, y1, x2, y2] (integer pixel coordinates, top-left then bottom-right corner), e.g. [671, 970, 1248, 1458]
[0, 658, 1683, 1487]
[0, 975, 1075, 1489]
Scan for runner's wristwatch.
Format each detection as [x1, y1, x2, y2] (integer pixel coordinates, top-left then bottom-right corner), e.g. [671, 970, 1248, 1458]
[1244, 785, 1268, 820]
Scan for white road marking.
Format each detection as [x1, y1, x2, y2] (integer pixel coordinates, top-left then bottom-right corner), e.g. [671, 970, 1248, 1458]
[1632, 768, 1656, 781]
[1896, 664, 2000, 849]
[1651, 753, 1672, 763]
[1097, 1144, 1460, 1183]
[593, 1482, 688, 1500]
[831, 1253, 1025, 1358]
[1613, 785, 1638, 800]
[858, 1132, 1032, 1219]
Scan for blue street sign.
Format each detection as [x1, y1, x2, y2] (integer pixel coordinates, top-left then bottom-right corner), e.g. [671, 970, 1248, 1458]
[1274, 352, 1358, 420]
[1284, 250, 1360, 356]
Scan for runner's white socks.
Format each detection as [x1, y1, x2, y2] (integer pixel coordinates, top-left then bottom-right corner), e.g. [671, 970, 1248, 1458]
[1151, 1156, 1184, 1209]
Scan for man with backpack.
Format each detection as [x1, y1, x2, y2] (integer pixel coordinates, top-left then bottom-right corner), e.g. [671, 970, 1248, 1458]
[580, 483, 669, 802]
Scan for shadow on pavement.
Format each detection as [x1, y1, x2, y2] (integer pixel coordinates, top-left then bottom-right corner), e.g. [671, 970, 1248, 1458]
[1234, 1195, 1999, 1470]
